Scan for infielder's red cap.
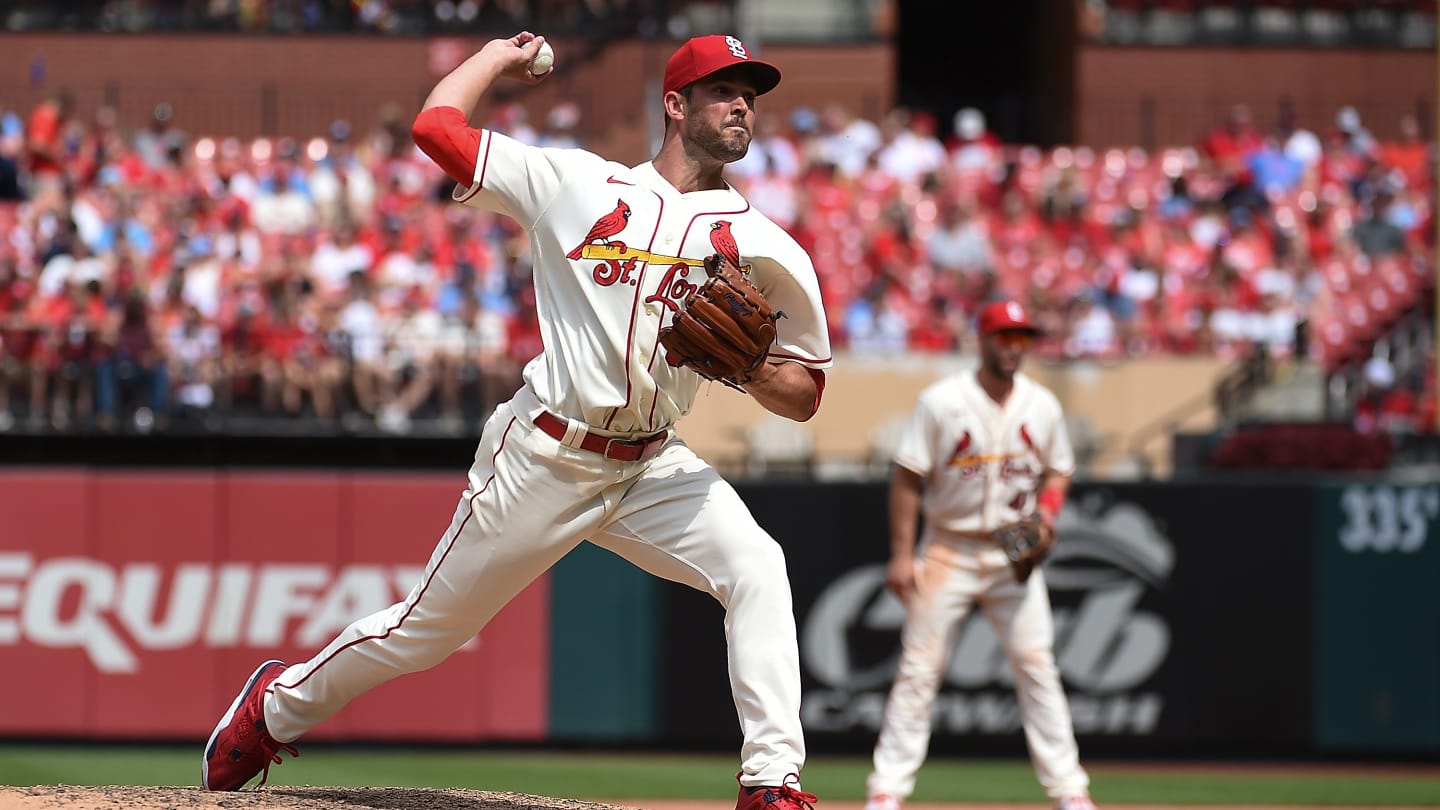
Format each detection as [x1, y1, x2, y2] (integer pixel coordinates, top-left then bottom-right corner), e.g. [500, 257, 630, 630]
[664, 35, 782, 96]
[977, 300, 1041, 336]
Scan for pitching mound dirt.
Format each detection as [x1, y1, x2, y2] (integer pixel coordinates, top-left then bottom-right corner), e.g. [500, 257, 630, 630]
[3, 788, 1432, 810]
[0, 785, 640, 810]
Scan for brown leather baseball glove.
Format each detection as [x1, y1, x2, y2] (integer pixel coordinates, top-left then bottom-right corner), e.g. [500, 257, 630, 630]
[659, 254, 780, 389]
[993, 514, 1055, 583]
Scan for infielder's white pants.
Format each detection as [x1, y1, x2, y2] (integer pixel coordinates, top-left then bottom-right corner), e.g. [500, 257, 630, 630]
[867, 532, 1088, 800]
[263, 389, 805, 786]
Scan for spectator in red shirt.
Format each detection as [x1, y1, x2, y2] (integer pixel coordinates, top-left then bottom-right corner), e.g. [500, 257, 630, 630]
[1302, 200, 1337, 263]
[70, 105, 119, 189]
[1381, 113, 1430, 193]
[0, 271, 44, 430]
[219, 304, 268, 412]
[1201, 104, 1263, 178]
[289, 299, 350, 425]
[1419, 371, 1438, 435]
[25, 90, 73, 213]
[1354, 357, 1424, 436]
[258, 292, 311, 417]
[995, 188, 1048, 256]
[1321, 124, 1371, 199]
[906, 297, 961, 352]
[44, 277, 106, 429]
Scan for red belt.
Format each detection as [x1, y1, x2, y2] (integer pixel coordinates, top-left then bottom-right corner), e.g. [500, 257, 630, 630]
[533, 411, 668, 462]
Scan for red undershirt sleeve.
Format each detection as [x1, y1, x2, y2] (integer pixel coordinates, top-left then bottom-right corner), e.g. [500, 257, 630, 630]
[806, 368, 826, 420]
[411, 106, 482, 188]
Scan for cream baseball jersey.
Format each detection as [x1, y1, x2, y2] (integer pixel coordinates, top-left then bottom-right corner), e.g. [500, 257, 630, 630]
[894, 370, 1074, 531]
[452, 130, 831, 434]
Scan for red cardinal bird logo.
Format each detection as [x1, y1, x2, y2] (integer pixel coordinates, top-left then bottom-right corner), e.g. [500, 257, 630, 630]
[1017, 424, 1045, 465]
[947, 430, 973, 466]
[567, 199, 632, 260]
[709, 220, 741, 267]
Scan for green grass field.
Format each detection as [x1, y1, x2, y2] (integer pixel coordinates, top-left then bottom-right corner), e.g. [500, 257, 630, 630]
[1, 747, 1438, 806]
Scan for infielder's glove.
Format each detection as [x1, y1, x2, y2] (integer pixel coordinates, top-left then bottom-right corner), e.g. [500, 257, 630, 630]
[659, 253, 780, 389]
[993, 514, 1055, 583]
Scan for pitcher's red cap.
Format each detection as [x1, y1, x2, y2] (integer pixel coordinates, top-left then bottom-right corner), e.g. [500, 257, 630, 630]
[664, 35, 782, 96]
[978, 300, 1040, 336]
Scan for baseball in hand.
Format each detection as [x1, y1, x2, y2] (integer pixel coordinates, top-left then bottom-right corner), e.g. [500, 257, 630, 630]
[529, 41, 554, 75]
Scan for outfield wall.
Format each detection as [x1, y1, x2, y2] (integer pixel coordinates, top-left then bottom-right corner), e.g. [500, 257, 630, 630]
[0, 463, 1436, 758]
[657, 479, 1439, 759]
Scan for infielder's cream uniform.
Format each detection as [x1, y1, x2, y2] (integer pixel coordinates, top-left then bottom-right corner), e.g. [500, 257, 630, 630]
[867, 370, 1089, 801]
[263, 130, 832, 784]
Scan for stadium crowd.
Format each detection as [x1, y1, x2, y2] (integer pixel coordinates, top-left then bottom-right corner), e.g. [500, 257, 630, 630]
[0, 89, 1433, 435]
[1, 0, 670, 36]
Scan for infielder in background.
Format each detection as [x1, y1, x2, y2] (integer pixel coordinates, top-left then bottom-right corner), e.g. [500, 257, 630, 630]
[202, 32, 830, 810]
[864, 301, 1095, 810]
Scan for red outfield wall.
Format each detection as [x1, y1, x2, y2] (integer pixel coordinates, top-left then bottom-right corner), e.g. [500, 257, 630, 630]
[0, 469, 549, 741]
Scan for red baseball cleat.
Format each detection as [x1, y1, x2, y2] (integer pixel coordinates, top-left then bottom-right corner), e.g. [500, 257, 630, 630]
[864, 795, 902, 810]
[735, 773, 818, 810]
[201, 659, 299, 790]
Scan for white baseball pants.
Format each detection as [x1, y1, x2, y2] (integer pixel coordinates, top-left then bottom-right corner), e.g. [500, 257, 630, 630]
[263, 387, 805, 786]
[867, 531, 1089, 800]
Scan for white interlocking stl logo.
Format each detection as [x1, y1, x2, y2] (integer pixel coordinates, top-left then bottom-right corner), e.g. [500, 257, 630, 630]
[799, 494, 1174, 736]
[725, 36, 748, 59]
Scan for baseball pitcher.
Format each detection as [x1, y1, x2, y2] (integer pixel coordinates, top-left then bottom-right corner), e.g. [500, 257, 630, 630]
[202, 33, 829, 810]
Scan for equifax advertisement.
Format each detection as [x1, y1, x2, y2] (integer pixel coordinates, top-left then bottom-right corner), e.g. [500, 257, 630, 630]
[0, 470, 550, 742]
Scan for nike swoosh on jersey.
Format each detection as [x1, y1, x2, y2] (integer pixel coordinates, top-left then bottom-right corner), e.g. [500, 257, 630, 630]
[607, 176, 635, 185]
